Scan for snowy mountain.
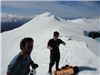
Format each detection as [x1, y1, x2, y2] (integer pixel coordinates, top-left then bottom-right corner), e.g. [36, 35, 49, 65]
[1, 13, 33, 32]
[67, 17, 100, 31]
[1, 12, 100, 75]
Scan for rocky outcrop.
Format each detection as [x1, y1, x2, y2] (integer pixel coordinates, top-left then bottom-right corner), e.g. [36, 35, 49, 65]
[89, 31, 100, 39]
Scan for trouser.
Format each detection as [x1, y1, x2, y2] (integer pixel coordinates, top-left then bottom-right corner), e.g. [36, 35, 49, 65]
[49, 54, 60, 72]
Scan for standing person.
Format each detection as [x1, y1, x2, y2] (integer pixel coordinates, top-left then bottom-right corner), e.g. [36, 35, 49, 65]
[47, 31, 66, 74]
[7, 37, 38, 75]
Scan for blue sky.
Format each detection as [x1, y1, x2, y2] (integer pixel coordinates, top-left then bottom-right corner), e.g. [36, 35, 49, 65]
[1, 1, 100, 18]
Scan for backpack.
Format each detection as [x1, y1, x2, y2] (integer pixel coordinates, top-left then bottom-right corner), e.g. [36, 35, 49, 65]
[54, 65, 79, 75]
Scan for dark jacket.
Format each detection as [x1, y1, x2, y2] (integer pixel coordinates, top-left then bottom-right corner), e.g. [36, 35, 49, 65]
[7, 53, 38, 75]
[48, 39, 65, 56]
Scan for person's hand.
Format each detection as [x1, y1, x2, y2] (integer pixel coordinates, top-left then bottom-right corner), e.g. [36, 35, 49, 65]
[32, 64, 39, 69]
[62, 42, 66, 46]
[63, 43, 66, 45]
[48, 46, 52, 50]
[34, 64, 39, 68]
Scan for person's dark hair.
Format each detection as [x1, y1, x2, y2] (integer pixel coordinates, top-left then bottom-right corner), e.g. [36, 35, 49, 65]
[53, 31, 59, 36]
[20, 37, 33, 50]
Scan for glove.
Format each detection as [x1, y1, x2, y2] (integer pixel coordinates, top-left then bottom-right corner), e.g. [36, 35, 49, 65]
[32, 64, 39, 69]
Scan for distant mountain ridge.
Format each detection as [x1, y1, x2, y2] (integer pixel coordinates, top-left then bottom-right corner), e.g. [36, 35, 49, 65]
[1, 13, 33, 32]
[1, 13, 33, 23]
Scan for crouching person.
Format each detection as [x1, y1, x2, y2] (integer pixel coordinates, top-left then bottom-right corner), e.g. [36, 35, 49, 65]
[7, 37, 39, 75]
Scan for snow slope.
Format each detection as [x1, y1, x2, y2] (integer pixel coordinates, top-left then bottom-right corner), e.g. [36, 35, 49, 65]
[1, 12, 100, 75]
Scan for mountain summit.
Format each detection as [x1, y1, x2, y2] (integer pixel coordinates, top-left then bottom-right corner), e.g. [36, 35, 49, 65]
[33, 12, 61, 22]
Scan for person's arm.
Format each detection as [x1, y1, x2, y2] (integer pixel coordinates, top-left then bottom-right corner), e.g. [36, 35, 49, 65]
[47, 40, 52, 50]
[62, 41, 66, 45]
[6, 54, 20, 75]
[60, 39, 66, 45]
[6, 60, 17, 75]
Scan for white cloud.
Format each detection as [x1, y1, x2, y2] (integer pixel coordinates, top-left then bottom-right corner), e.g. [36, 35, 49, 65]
[1, 1, 99, 18]
[1, 13, 33, 22]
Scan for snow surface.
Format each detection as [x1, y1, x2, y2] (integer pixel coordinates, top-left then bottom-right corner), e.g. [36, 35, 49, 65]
[1, 12, 100, 75]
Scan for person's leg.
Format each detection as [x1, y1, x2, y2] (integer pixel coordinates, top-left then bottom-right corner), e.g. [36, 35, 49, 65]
[49, 56, 55, 73]
[55, 55, 60, 70]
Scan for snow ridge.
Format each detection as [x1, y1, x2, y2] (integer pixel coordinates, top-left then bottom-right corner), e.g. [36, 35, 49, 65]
[1, 12, 100, 75]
